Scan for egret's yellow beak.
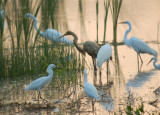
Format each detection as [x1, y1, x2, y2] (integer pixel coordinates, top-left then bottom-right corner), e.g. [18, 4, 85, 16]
[58, 33, 67, 39]
[119, 22, 126, 24]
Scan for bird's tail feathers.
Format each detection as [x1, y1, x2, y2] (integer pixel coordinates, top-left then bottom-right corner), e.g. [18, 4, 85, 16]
[24, 84, 29, 92]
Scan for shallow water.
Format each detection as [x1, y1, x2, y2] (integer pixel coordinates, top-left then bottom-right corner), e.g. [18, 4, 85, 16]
[1, 0, 160, 114]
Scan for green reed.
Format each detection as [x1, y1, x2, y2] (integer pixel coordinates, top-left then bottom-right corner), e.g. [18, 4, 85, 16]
[0, 0, 84, 79]
[103, 0, 110, 43]
[110, 0, 122, 43]
[96, 0, 99, 43]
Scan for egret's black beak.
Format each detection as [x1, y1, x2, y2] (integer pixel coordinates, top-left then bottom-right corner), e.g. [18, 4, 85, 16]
[110, 56, 113, 61]
[55, 66, 61, 69]
[147, 59, 153, 65]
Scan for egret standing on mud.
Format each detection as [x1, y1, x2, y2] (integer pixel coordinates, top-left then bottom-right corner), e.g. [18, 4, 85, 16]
[24, 13, 72, 45]
[84, 69, 98, 111]
[25, 64, 57, 102]
[97, 44, 112, 82]
[148, 57, 160, 70]
[119, 21, 158, 72]
[58, 31, 100, 71]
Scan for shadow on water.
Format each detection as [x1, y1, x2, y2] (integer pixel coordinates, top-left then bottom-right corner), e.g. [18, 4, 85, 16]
[126, 70, 155, 93]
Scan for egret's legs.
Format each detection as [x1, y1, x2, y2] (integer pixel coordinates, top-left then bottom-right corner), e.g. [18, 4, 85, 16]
[137, 54, 140, 72]
[91, 98, 96, 111]
[99, 68, 102, 87]
[106, 60, 109, 83]
[137, 53, 143, 73]
[38, 91, 48, 102]
[139, 54, 143, 72]
[92, 58, 97, 71]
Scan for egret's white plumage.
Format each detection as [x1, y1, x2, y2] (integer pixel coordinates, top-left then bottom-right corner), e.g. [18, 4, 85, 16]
[97, 44, 112, 67]
[148, 57, 160, 70]
[84, 69, 98, 99]
[120, 21, 158, 72]
[24, 13, 72, 45]
[25, 64, 57, 101]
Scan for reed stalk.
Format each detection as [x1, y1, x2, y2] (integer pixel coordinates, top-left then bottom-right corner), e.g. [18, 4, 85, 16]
[110, 0, 122, 43]
[96, 0, 99, 43]
[103, 0, 110, 44]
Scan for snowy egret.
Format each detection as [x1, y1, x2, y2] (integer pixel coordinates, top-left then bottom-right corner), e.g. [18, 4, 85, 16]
[84, 69, 98, 111]
[97, 44, 112, 82]
[119, 21, 158, 72]
[147, 57, 160, 70]
[25, 64, 57, 102]
[24, 13, 72, 45]
[58, 31, 100, 71]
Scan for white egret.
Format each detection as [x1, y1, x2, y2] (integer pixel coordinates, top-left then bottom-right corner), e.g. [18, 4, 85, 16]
[147, 57, 160, 70]
[97, 44, 112, 82]
[24, 13, 72, 45]
[58, 31, 100, 71]
[120, 21, 158, 72]
[25, 64, 57, 102]
[84, 69, 98, 111]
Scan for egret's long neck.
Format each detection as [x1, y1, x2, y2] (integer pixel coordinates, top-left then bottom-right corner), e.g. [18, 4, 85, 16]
[124, 23, 131, 47]
[153, 59, 158, 69]
[85, 75, 88, 83]
[29, 15, 43, 36]
[71, 33, 86, 56]
[47, 69, 53, 78]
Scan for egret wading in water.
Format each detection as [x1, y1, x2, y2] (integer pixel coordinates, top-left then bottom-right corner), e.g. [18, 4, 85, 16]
[58, 31, 100, 71]
[119, 21, 158, 72]
[84, 69, 98, 111]
[97, 44, 112, 82]
[25, 64, 57, 102]
[147, 57, 160, 70]
[24, 13, 72, 45]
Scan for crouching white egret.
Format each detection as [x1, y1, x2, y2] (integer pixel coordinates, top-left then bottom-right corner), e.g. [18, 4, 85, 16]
[24, 13, 72, 45]
[119, 21, 158, 72]
[147, 57, 160, 70]
[84, 69, 98, 111]
[25, 64, 57, 102]
[58, 31, 100, 71]
[97, 44, 112, 82]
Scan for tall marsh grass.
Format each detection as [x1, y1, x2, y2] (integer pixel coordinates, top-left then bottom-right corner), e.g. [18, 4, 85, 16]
[0, 0, 84, 79]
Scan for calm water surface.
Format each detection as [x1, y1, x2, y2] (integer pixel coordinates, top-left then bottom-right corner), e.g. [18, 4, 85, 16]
[1, 0, 160, 114]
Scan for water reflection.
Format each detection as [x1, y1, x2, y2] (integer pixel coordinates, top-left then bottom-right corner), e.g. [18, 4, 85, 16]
[113, 45, 122, 76]
[126, 70, 155, 93]
[99, 88, 114, 112]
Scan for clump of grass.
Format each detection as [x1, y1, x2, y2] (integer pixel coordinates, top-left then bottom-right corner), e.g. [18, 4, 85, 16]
[0, 0, 84, 79]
